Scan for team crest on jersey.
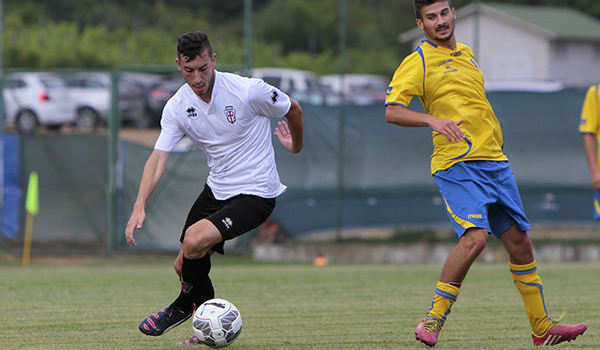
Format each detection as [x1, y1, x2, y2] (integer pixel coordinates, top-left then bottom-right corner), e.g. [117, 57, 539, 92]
[224, 105, 236, 124]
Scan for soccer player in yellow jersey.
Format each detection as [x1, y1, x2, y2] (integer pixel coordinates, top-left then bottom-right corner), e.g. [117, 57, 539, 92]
[579, 84, 600, 218]
[385, 0, 587, 347]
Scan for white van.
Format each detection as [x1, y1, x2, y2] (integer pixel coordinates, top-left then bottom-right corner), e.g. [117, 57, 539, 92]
[250, 68, 337, 106]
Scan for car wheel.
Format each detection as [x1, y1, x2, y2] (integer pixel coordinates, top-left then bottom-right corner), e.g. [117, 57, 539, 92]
[16, 110, 39, 134]
[75, 107, 100, 131]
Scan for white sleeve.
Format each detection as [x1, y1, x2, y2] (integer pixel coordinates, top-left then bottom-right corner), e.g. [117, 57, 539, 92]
[154, 101, 184, 152]
[248, 79, 292, 118]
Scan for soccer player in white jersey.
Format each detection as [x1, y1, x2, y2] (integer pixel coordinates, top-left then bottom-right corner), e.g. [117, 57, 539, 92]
[124, 31, 303, 344]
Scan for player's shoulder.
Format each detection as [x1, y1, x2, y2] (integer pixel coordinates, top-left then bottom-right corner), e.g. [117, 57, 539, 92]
[216, 71, 256, 90]
[403, 46, 426, 63]
[163, 83, 192, 114]
[394, 45, 426, 74]
[456, 42, 475, 56]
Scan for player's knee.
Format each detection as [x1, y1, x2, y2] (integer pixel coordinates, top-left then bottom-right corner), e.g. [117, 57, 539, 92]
[512, 231, 531, 247]
[182, 230, 212, 258]
[462, 230, 487, 256]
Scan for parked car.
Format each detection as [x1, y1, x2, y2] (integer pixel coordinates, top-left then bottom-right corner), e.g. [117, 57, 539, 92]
[320, 74, 388, 105]
[3, 72, 75, 133]
[146, 75, 184, 120]
[250, 68, 338, 106]
[66, 72, 163, 130]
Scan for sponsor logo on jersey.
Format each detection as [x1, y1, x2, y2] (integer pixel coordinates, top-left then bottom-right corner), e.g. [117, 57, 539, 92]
[450, 51, 462, 57]
[438, 59, 453, 66]
[224, 105, 236, 124]
[187, 106, 197, 118]
[271, 90, 279, 103]
[386, 86, 393, 96]
[222, 217, 233, 229]
[467, 214, 482, 219]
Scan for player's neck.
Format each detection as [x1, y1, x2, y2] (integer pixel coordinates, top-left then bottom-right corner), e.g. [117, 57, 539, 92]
[199, 75, 216, 103]
[427, 35, 457, 51]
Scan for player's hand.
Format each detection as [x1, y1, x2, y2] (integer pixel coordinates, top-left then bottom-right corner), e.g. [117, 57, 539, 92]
[274, 121, 294, 152]
[428, 116, 464, 142]
[125, 205, 145, 247]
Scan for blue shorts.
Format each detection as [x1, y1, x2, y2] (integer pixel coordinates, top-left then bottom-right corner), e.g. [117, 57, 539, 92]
[594, 190, 600, 220]
[433, 160, 531, 238]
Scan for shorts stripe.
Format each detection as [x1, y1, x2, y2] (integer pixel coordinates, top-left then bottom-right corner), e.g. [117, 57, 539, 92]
[443, 197, 476, 230]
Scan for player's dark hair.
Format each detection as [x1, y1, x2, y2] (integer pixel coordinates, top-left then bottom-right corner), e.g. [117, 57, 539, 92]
[177, 31, 213, 62]
[414, 0, 453, 19]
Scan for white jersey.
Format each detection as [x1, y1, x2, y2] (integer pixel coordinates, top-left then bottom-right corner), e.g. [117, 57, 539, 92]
[155, 71, 291, 200]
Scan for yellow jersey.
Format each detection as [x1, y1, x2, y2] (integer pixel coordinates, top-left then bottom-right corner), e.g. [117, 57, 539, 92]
[579, 84, 600, 166]
[386, 41, 507, 174]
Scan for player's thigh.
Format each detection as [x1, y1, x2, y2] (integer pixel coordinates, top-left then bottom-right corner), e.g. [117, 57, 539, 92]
[433, 164, 490, 237]
[493, 167, 531, 235]
[180, 184, 225, 243]
[206, 194, 276, 242]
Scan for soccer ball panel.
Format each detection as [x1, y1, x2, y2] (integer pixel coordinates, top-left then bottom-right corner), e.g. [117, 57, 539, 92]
[192, 298, 242, 348]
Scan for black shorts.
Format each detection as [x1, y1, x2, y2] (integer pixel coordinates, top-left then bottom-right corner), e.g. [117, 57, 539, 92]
[180, 184, 276, 254]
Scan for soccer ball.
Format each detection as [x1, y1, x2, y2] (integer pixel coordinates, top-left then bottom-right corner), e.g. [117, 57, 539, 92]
[192, 298, 242, 348]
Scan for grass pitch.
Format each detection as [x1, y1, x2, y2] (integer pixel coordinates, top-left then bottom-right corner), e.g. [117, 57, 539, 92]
[0, 255, 597, 350]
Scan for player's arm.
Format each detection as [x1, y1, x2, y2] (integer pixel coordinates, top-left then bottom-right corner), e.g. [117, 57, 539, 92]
[385, 104, 464, 142]
[274, 98, 303, 153]
[582, 133, 600, 189]
[125, 149, 170, 247]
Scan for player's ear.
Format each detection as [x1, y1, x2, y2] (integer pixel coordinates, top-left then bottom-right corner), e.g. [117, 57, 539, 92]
[176, 57, 182, 72]
[416, 18, 425, 30]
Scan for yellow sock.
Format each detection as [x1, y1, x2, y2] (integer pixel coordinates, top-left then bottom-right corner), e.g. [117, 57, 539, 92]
[425, 281, 460, 323]
[509, 260, 553, 336]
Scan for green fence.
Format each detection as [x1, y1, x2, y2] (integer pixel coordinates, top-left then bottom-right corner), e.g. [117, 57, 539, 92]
[2, 71, 596, 252]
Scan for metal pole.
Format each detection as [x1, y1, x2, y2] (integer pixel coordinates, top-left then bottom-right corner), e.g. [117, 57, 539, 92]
[244, 0, 253, 73]
[106, 69, 120, 254]
[335, 0, 347, 242]
[473, 0, 480, 61]
[0, 0, 4, 133]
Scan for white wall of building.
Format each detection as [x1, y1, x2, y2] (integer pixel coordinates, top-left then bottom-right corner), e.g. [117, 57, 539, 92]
[551, 40, 600, 87]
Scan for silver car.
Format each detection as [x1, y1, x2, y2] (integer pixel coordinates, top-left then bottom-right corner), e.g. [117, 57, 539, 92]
[3, 72, 75, 133]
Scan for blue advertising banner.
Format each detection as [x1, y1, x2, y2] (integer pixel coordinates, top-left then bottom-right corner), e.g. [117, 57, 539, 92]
[2, 134, 20, 239]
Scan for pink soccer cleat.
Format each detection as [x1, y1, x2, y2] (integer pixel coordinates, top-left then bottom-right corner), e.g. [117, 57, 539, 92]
[532, 322, 587, 346]
[177, 336, 202, 345]
[415, 318, 443, 347]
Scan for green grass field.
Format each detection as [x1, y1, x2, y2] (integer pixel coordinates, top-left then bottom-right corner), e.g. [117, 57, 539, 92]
[0, 255, 597, 350]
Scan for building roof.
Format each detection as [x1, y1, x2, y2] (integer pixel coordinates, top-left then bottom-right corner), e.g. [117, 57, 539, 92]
[399, 2, 600, 43]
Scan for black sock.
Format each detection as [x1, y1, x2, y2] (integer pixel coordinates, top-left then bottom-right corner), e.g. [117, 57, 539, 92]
[174, 254, 213, 311]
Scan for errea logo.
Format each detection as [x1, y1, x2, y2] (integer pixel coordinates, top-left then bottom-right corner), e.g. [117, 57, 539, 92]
[467, 214, 482, 219]
[222, 217, 233, 229]
[186, 106, 197, 118]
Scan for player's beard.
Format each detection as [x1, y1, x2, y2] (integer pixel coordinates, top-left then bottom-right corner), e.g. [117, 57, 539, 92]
[433, 22, 454, 42]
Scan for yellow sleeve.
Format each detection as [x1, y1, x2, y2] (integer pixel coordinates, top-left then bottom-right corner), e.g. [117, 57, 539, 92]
[579, 85, 599, 134]
[385, 50, 424, 107]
